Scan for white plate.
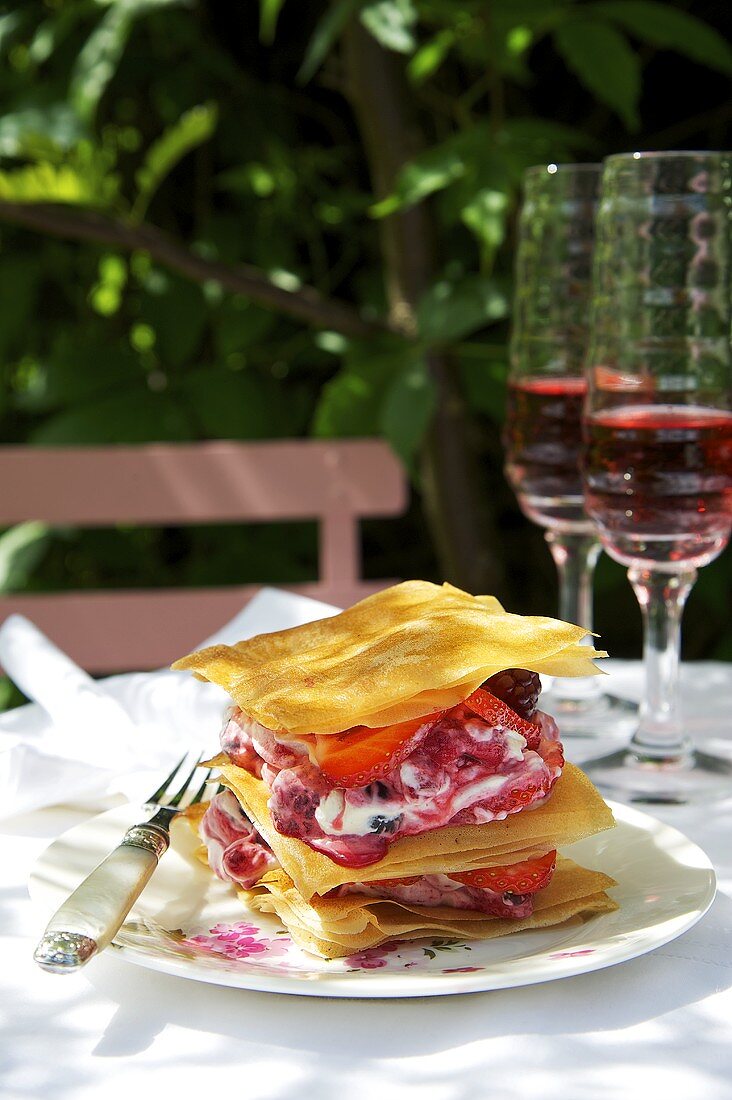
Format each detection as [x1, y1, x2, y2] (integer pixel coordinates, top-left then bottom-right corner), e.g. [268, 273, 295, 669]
[28, 799, 716, 998]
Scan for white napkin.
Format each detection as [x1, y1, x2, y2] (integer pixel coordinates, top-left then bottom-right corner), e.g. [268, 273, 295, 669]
[0, 588, 339, 819]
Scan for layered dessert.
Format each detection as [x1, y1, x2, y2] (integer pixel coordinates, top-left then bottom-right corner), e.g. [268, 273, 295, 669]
[215, 669, 564, 868]
[175, 581, 617, 957]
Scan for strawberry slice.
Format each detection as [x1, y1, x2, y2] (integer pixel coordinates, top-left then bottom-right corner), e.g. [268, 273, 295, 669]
[311, 712, 443, 789]
[448, 850, 557, 894]
[463, 688, 541, 750]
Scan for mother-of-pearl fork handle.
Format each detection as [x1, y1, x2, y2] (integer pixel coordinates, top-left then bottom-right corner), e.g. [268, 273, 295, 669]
[33, 823, 170, 973]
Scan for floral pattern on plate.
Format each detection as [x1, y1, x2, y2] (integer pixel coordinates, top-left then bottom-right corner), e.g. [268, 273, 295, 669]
[183, 922, 290, 962]
[168, 921, 484, 974]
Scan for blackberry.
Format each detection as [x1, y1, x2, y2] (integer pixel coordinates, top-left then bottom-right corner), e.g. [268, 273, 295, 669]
[369, 813, 403, 835]
[482, 668, 541, 719]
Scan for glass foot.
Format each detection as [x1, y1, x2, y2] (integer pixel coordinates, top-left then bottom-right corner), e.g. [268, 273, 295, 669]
[582, 747, 732, 804]
[540, 689, 638, 738]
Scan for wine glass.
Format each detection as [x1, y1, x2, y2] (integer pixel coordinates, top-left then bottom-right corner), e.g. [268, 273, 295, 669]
[582, 150, 732, 803]
[505, 162, 636, 734]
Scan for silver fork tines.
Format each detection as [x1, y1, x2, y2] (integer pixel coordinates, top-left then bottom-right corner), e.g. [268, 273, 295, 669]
[133, 754, 212, 851]
[147, 752, 211, 809]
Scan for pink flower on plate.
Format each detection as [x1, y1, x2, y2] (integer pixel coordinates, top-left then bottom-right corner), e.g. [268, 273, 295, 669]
[211, 921, 259, 936]
[346, 942, 403, 969]
[260, 937, 289, 957]
[182, 923, 292, 963]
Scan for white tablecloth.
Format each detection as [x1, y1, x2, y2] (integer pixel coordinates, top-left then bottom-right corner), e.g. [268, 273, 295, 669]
[2, 660, 732, 1100]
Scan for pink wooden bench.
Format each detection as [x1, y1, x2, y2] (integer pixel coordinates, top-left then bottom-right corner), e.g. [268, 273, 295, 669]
[0, 440, 407, 672]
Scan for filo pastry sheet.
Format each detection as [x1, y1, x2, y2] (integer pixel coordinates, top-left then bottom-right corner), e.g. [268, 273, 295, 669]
[172, 581, 606, 735]
[212, 756, 615, 900]
[243, 858, 618, 959]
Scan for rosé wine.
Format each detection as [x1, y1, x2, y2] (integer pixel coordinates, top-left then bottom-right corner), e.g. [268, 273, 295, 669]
[583, 404, 732, 569]
[504, 376, 592, 533]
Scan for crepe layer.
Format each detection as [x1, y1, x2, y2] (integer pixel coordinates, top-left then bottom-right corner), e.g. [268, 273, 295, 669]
[172, 581, 606, 735]
[243, 857, 618, 959]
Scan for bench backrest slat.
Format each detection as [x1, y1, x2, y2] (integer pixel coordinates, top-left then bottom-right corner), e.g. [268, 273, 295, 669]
[0, 440, 405, 524]
[0, 440, 407, 670]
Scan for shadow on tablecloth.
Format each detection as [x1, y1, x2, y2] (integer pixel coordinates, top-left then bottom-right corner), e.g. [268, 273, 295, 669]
[52, 890, 731, 1100]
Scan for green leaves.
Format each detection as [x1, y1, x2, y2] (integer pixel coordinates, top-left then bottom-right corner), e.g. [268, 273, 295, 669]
[550, 1, 732, 132]
[370, 130, 476, 217]
[313, 339, 436, 468]
[458, 350, 509, 423]
[313, 368, 381, 438]
[0, 104, 86, 158]
[89, 253, 128, 317]
[417, 276, 509, 343]
[360, 0, 417, 54]
[0, 257, 39, 363]
[593, 1, 732, 75]
[298, 0, 360, 84]
[407, 29, 454, 83]
[370, 115, 595, 260]
[0, 158, 117, 206]
[314, 275, 506, 463]
[0, 522, 50, 593]
[71, 2, 131, 120]
[70, 0, 189, 123]
[380, 359, 436, 465]
[32, 338, 142, 412]
[370, 115, 593, 236]
[178, 369, 307, 439]
[498, 117, 598, 160]
[0, 128, 121, 204]
[0, 11, 22, 53]
[0, 98, 217, 218]
[460, 189, 509, 252]
[554, 19, 641, 130]
[29, 389, 195, 445]
[259, 0, 287, 44]
[132, 103, 218, 221]
[138, 275, 208, 367]
[313, 339, 409, 438]
[314, 275, 508, 469]
[299, 0, 419, 82]
[213, 298, 277, 359]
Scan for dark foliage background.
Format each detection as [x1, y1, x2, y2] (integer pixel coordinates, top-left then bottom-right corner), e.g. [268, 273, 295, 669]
[0, 0, 730, 705]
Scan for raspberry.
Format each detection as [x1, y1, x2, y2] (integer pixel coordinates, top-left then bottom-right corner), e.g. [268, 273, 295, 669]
[482, 668, 541, 719]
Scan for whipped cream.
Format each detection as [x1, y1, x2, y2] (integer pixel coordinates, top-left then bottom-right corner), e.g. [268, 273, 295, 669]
[315, 789, 405, 836]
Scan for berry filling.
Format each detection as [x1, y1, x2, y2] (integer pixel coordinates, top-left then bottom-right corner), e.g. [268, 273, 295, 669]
[218, 674, 563, 869]
[332, 849, 557, 918]
[200, 790, 556, 920]
[221, 706, 307, 776]
[331, 875, 537, 919]
[199, 789, 279, 888]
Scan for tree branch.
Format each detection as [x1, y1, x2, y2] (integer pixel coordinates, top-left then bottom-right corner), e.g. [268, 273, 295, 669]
[0, 201, 386, 340]
[342, 20, 507, 594]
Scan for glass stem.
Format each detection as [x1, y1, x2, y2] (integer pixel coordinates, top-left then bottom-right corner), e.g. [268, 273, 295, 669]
[544, 531, 602, 702]
[627, 567, 696, 763]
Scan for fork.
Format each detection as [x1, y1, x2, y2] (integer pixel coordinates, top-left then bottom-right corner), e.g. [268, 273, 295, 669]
[33, 754, 212, 974]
